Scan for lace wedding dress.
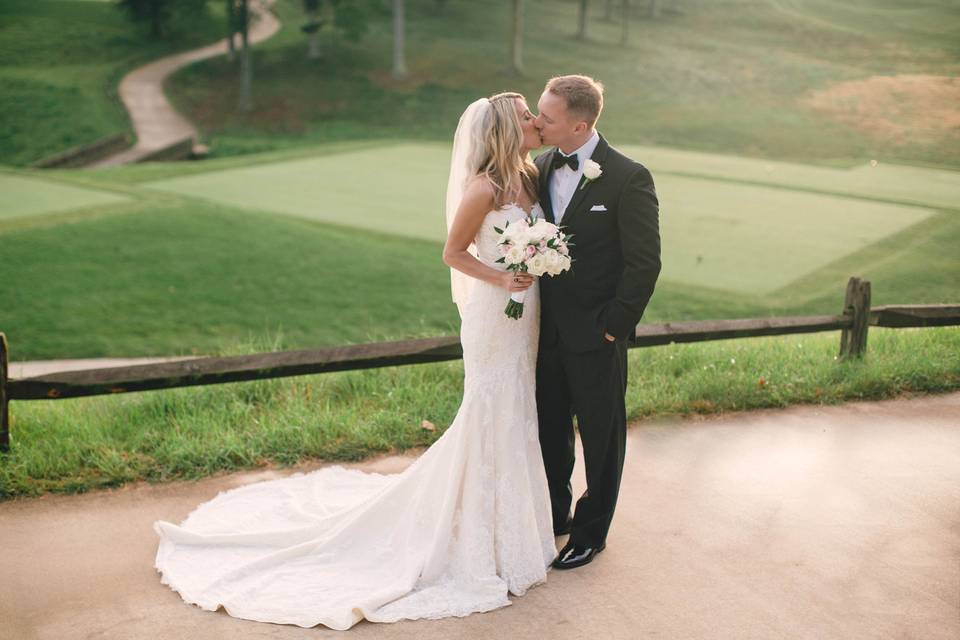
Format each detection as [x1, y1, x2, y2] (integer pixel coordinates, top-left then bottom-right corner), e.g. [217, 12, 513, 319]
[154, 203, 557, 630]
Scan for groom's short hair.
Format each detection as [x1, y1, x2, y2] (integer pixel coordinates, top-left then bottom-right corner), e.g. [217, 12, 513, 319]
[545, 75, 604, 127]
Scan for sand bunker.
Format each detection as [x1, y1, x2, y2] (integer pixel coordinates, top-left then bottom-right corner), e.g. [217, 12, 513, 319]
[803, 74, 960, 145]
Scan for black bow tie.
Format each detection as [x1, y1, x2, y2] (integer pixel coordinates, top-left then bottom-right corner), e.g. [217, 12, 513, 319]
[551, 152, 579, 172]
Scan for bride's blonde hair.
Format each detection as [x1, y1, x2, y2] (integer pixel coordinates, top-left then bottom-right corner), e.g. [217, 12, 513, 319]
[468, 92, 539, 208]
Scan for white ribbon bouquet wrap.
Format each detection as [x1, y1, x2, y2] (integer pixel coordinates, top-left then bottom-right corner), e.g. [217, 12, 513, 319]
[495, 214, 573, 319]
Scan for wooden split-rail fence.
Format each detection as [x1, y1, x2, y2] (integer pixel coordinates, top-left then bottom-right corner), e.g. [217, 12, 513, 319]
[1, 277, 958, 452]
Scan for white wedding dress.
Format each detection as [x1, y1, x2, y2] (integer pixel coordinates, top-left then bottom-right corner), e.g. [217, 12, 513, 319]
[153, 203, 557, 630]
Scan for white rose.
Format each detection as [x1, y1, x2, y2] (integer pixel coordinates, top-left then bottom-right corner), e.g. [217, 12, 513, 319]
[527, 253, 548, 276]
[532, 220, 559, 240]
[505, 225, 532, 246]
[583, 159, 602, 181]
[541, 251, 560, 276]
[505, 245, 525, 264]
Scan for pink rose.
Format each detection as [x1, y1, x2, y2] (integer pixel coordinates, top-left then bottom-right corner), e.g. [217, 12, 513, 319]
[525, 245, 537, 258]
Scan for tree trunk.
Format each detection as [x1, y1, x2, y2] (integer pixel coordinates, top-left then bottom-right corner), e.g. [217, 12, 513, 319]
[605, 0, 614, 21]
[577, 0, 588, 40]
[392, 0, 408, 80]
[510, 0, 524, 75]
[226, 0, 236, 62]
[649, 0, 660, 18]
[621, 0, 630, 45]
[238, 0, 253, 112]
[306, 4, 321, 60]
[150, 0, 163, 38]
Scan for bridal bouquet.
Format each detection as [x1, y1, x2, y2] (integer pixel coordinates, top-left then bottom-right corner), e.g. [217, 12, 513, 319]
[495, 215, 573, 319]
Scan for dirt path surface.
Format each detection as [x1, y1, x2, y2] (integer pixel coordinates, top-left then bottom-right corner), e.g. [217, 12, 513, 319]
[2, 393, 958, 639]
[89, 0, 280, 168]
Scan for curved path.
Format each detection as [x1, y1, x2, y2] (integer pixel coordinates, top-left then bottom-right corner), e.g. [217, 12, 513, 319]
[9, 357, 204, 379]
[90, 0, 281, 168]
[2, 392, 958, 639]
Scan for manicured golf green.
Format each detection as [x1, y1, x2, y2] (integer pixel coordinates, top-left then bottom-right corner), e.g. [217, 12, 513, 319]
[1, 139, 957, 360]
[618, 145, 960, 211]
[0, 172, 131, 221]
[142, 143, 940, 295]
[143, 143, 452, 242]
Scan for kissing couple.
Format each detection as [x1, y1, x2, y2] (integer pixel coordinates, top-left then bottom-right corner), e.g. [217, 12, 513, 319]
[153, 74, 662, 630]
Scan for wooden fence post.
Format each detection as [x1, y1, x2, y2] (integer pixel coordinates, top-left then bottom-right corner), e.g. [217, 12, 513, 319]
[1, 332, 8, 453]
[839, 277, 871, 359]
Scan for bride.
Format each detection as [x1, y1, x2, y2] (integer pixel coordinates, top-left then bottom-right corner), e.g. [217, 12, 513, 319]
[153, 92, 557, 630]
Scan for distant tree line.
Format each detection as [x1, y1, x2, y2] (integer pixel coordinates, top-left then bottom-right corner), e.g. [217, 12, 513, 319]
[115, 0, 669, 112]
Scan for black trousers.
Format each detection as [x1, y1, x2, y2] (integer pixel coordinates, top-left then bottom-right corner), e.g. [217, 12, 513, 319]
[535, 326, 628, 548]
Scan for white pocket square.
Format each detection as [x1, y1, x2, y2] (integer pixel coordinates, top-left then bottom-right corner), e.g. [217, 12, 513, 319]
[590, 204, 608, 212]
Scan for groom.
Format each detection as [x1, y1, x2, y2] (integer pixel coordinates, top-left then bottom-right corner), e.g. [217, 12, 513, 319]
[533, 75, 661, 569]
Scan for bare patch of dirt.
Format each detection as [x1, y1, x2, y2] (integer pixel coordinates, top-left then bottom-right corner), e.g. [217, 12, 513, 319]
[802, 74, 960, 146]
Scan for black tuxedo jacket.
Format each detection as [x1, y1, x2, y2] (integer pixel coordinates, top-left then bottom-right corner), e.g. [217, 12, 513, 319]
[535, 134, 661, 352]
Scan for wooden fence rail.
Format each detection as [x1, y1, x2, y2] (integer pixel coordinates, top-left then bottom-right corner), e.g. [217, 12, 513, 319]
[1, 277, 958, 452]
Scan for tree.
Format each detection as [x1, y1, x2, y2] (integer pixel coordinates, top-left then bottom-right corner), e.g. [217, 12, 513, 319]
[649, 0, 661, 18]
[510, 0, 524, 75]
[392, 0, 407, 80]
[604, 0, 614, 21]
[331, 0, 370, 42]
[299, 0, 370, 59]
[237, 0, 253, 112]
[576, 0, 589, 40]
[302, 0, 324, 60]
[226, 0, 238, 62]
[116, 0, 208, 39]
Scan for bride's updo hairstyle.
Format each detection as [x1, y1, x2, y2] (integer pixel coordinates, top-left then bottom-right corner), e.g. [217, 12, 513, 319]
[468, 92, 539, 209]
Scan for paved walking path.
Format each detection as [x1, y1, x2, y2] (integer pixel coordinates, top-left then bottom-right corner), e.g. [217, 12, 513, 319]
[89, 0, 280, 168]
[9, 357, 204, 379]
[2, 393, 958, 639]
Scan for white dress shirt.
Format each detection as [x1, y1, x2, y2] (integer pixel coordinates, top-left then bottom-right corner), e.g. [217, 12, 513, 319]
[549, 130, 600, 225]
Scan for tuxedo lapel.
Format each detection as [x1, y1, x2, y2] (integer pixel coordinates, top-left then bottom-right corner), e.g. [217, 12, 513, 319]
[560, 134, 610, 228]
[538, 149, 557, 224]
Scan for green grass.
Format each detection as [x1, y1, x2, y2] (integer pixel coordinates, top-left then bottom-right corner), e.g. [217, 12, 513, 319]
[0, 171, 132, 220]
[161, 0, 960, 168]
[4, 0, 959, 168]
[1, 0, 958, 498]
[1, 139, 957, 360]
[618, 145, 960, 211]
[142, 142, 454, 241]
[140, 143, 943, 294]
[3, 327, 957, 499]
[0, 0, 224, 166]
[0, 200, 460, 360]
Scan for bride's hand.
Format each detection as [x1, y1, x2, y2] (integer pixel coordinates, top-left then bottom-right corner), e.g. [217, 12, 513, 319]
[501, 271, 535, 292]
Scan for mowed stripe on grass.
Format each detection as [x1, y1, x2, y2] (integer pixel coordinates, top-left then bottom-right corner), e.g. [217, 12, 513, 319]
[0, 171, 131, 221]
[143, 143, 940, 295]
[144, 143, 452, 241]
[619, 145, 960, 211]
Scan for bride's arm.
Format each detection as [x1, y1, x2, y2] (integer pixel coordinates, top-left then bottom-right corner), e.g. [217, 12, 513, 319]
[443, 178, 534, 292]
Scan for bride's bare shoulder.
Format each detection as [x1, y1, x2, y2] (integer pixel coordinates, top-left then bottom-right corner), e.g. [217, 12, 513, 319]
[464, 174, 496, 199]
[460, 174, 497, 211]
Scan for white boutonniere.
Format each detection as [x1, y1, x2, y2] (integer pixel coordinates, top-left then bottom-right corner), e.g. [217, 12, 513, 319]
[580, 159, 602, 190]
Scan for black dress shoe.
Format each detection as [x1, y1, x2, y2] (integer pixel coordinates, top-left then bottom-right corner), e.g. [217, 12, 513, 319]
[552, 540, 606, 570]
[554, 518, 572, 536]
